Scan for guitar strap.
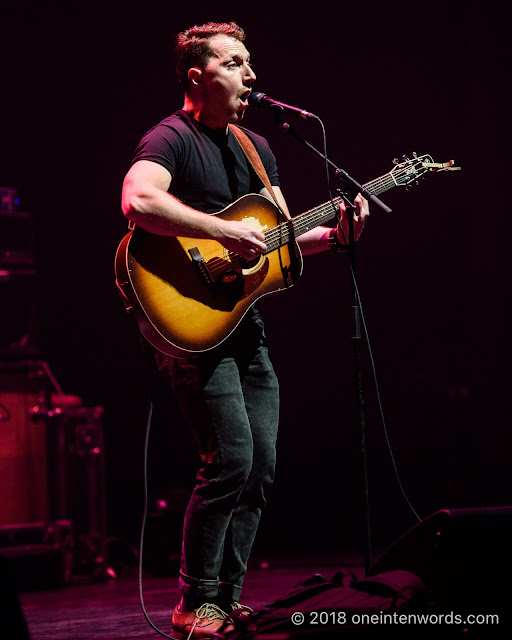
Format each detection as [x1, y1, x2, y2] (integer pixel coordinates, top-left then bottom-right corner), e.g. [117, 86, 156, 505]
[228, 124, 291, 220]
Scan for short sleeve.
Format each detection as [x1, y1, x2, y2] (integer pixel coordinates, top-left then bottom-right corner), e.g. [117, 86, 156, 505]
[131, 121, 185, 177]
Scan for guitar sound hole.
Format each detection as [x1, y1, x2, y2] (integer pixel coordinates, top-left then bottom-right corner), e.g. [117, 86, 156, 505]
[242, 255, 261, 269]
[225, 250, 261, 272]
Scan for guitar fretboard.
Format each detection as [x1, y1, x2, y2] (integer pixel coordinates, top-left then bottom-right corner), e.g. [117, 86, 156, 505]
[264, 168, 399, 253]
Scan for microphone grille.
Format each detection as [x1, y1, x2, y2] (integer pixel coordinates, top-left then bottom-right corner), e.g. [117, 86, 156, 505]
[248, 91, 265, 104]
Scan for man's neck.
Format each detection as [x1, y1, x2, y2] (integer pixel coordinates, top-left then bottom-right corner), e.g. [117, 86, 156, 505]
[182, 97, 228, 132]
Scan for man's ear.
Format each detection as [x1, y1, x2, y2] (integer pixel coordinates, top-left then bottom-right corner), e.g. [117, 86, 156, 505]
[188, 67, 203, 87]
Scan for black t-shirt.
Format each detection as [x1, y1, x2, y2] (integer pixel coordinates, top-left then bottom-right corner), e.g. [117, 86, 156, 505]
[132, 110, 280, 214]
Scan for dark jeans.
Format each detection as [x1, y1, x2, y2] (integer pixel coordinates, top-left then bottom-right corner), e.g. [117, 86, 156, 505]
[155, 309, 279, 606]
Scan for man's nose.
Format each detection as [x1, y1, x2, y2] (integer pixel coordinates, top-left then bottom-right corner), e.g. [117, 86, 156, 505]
[245, 64, 256, 83]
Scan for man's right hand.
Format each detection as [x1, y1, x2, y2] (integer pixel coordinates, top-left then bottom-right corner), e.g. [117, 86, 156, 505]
[215, 218, 267, 260]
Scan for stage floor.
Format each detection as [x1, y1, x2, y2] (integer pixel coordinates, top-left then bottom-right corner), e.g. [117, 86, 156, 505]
[18, 551, 365, 640]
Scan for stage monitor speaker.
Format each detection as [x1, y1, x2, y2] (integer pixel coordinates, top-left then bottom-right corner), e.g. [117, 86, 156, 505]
[371, 507, 512, 618]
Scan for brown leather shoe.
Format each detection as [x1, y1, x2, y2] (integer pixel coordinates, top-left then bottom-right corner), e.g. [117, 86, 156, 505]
[171, 602, 233, 639]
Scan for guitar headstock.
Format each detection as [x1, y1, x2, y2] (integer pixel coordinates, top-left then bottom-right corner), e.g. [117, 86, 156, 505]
[390, 153, 460, 189]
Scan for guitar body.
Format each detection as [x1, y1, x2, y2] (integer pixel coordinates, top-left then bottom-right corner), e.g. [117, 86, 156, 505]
[115, 194, 303, 357]
[115, 153, 456, 356]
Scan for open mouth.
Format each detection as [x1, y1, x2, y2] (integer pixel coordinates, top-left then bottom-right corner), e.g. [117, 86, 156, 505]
[240, 88, 251, 107]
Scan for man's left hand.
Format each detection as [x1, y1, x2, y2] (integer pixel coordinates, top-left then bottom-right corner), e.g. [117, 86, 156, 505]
[337, 193, 370, 245]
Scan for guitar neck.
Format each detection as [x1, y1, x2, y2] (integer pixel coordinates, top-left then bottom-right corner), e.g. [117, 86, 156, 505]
[264, 170, 396, 253]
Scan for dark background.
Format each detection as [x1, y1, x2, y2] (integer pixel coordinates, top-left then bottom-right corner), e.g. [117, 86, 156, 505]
[1, 1, 510, 565]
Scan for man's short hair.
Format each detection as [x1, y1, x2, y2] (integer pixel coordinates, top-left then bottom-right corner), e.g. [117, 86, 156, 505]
[174, 21, 246, 92]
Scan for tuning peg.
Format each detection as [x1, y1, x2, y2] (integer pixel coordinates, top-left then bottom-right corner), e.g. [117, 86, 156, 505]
[393, 158, 400, 165]
[412, 152, 418, 158]
[402, 154, 409, 161]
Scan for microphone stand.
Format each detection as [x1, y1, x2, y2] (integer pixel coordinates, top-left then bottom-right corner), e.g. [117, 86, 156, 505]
[270, 112, 391, 576]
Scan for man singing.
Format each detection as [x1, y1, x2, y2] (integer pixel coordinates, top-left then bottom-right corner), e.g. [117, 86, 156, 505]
[121, 21, 368, 639]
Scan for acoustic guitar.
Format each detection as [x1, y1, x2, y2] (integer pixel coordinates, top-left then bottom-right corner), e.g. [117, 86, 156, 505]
[115, 154, 458, 356]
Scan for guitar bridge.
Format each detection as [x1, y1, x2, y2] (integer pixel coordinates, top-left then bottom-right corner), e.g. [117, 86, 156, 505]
[189, 247, 215, 285]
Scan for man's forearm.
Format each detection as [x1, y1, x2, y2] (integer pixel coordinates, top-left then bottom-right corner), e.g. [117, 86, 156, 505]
[298, 227, 332, 255]
[122, 181, 267, 259]
[122, 182, 222, 238]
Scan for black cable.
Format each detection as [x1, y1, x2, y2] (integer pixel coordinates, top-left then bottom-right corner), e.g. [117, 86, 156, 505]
[313, 116, 422, 524]
[348, 266, 422, 524]
[121, 321, 177, 638]
[137, 397, 177, 639]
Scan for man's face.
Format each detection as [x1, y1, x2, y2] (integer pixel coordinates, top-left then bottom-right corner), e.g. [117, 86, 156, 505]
[198, 34, 256, 128]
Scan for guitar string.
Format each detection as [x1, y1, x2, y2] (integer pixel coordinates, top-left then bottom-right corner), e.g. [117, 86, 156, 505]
[204, 176, 400, 273]
[203, 175, 393, 273]
[260, 161, 424, 248]
[199, 163, 424, 276]
[202, 175, 397, 274]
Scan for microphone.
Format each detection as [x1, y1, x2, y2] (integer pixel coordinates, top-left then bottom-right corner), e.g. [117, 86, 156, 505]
[249, 91, 318, 120]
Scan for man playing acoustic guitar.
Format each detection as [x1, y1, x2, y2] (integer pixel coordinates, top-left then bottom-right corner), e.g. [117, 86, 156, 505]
[121, 21, 368, 640]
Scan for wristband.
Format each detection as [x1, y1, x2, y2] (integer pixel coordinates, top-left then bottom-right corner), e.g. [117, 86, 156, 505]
[327, 227, 347, 253]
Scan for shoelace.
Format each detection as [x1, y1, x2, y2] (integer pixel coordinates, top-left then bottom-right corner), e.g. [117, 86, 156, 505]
[187, 603, 228, 640]
[231, 602, 254, 614]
